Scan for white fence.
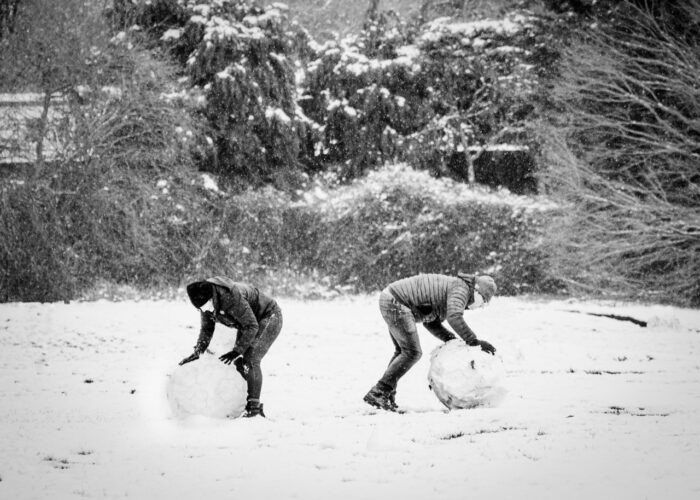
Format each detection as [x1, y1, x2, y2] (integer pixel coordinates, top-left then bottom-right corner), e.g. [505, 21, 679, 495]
[0, 93, 68, 167]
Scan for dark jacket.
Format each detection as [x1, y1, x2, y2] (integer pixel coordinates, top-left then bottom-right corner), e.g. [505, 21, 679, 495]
[187, 276, 279, 355]
[387, 273, 478, 344]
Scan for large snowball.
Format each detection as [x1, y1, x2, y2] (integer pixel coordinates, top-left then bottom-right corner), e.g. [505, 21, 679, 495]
[428, 339, 506, 410]
[167, 354, 247, 418]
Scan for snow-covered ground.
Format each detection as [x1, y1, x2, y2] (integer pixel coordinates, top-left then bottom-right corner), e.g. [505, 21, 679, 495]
[1, 295, 699, 499]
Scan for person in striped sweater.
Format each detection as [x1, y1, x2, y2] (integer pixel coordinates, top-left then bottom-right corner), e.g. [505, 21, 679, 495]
[364, 273, 497, 411]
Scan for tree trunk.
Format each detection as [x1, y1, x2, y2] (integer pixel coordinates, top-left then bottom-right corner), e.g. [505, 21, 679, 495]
[0, 0, 21, 39]
[34, 90, 51, 176]
[459, 128, 475, 184]
[419, 0, 433, 23]
[366, 0, 381, 22]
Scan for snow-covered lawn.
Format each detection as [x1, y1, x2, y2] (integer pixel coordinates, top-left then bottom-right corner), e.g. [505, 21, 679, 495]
[1, 296, 699, 499]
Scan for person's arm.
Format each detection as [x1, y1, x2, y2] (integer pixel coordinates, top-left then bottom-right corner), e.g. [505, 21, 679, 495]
[445, 284, 496, 355]
[226, 288, 260, 353]
[179, 310, 215, 365]
[194, 311, 215, 354]
[423, 320, 457, 342]
[445, 286, 478, 345]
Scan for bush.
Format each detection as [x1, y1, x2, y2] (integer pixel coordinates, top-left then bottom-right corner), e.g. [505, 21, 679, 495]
[0, 1, 566, 302]
[301, 9, 544, 187]
[174, 164, 559, 297]
[0, 182, 75, 301]
[297, 164, 558, 294]
[121, 1, 550, 191]
[0, 40, 215, 301]
[119, 0, 312, 189]
[0, 157, 557, 301]
[540, 1, 700, 306]
[186, 186, 321, 279]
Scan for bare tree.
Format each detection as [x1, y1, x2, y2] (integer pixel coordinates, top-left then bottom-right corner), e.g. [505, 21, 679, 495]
[365, 0, 381, 22]
[0, 0, 111, 174]
[0, 0, 21, 40]
[541, 0, 700, 305]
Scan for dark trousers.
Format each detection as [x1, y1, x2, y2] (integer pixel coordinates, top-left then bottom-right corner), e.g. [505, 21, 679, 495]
[242, 305, 282, 402]
[376, 291, 422, 392]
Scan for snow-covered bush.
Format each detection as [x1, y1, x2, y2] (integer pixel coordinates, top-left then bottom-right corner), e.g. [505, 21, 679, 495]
[299, 164, 558, 294]
[117, 1, 548, 191]
[190, 185, 321, 286]
[301, 9, 543, 186]
[184, 163, 558, 297]
[120, 0, 312, 188]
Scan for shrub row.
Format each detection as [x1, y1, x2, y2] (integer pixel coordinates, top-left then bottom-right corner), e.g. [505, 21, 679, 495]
[1, 160, 557, 301]
[188, 164, 560, 297]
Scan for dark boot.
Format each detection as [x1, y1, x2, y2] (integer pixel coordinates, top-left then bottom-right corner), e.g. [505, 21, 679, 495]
[389, 389, 397, 407]
[363, 386, 398, 412]
[243, 401, 266, 418]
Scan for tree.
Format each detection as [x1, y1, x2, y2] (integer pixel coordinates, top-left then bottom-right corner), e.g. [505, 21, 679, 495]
[0, 0, 21, 39]
[541, 0, 700, 305]
[0, 0, 111, 174]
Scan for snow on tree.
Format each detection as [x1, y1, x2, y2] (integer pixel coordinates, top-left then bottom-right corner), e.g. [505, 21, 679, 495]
[122, 0, 311, 188]
[301, 9, 543, 185]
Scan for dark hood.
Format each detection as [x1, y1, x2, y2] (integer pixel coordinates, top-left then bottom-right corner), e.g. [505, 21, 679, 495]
[186, 281, 213, 308]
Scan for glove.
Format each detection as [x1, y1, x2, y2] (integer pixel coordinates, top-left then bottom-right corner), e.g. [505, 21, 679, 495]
[219, 349, 242, 365]
[220, 350, 249, 377]
[234, 356, 249, 377]
[478, 340, 496, 355]
[178, 352, 200, 365]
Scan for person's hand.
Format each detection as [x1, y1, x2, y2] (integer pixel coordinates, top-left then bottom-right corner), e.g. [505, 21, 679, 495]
[178, 352, 200, 365]
[220, 350, 248, 376]
[234, 356, 249, 377]
[478, 340, 496, 355]
[219, 350, 242, 365]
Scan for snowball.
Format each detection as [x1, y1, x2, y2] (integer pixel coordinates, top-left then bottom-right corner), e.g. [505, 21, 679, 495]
[428, 339, 506, 409]
[167, 355, 247, 418]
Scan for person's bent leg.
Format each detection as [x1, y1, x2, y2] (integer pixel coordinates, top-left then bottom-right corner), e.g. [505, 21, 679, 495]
[386, 330, 401, 369]
[378, 318, 421, 392]
[365, 292, 420, 410]
[243, 307, 282, 416]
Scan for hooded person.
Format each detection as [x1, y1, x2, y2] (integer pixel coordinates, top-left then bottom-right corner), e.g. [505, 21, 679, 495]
[180, 276, 283, 418]
[364, 272, 497, 412]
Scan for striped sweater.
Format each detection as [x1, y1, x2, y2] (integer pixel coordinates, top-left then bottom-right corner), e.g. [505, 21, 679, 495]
[387, 273, 478, 344]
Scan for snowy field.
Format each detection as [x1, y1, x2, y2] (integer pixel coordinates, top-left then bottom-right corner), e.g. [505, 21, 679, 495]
[1, 295, 699, 500]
